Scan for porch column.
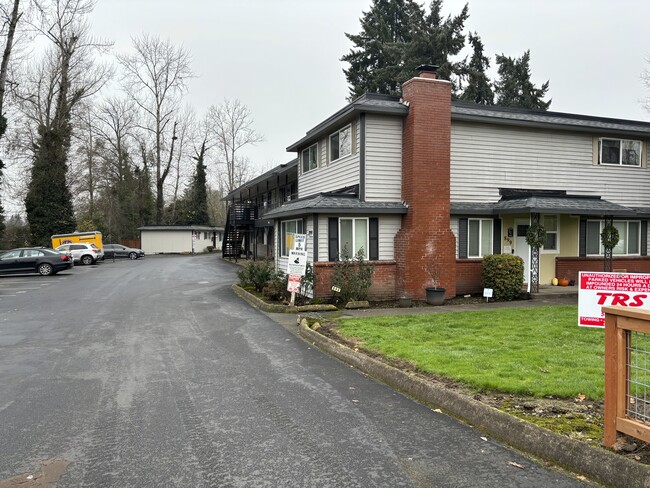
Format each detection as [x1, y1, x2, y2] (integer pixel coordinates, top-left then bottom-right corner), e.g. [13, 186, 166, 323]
[530, 213, 540, 293]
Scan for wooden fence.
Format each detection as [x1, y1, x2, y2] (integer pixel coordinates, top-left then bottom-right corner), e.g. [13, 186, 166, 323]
[603, 306, 650, 447]
[120, 239, 141, 249]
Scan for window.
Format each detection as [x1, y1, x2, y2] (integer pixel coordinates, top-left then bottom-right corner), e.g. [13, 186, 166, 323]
[339, 218, 368, 259]
[586, 220, 641, 255]
[1, 250, 21, 259]
[599, 138, 642, 167]
[281, 220, 303, 257]
[302, 144, 318, 173]
[329, 125, 352, 162]
[23, 250, 44, 257]
[468, 219, 493, 258]
[542, 215, 558, 252]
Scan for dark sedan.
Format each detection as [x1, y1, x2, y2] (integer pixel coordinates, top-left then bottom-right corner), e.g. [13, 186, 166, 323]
[103, 244, 145, 260]
[0, 247, 73, 276]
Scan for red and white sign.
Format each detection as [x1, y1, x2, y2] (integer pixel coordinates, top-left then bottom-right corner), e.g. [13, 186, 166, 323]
[287, 274, 302, 293]
[578, 271, 650, 327]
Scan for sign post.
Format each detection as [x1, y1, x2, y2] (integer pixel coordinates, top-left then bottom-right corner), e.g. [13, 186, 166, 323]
[286, 233, 307, 306]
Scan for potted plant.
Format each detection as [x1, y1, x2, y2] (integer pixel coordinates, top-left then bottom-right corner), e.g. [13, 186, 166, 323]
[425, 266, 445, 306]
[398, 294, 412, 308]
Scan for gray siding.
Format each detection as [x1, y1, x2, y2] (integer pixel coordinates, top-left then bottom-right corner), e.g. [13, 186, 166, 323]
[299, 119, 360, 198]
[450, 122, 650, 207]
[365, 115, 403, 202]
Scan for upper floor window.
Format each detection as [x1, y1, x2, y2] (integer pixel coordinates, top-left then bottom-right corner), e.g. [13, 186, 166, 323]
[302, 144, 318, 173]
[468, 218, 493, 258]
[586, 220, 640, 255]
[330, 125, 352, 162]
[599, 138, 642, 167]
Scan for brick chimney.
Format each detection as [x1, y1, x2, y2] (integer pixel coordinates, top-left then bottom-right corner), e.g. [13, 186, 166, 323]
[395, 65, 457, 299]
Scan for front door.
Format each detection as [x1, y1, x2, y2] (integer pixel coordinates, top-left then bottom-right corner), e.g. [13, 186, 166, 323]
[515, 220, 530, 284]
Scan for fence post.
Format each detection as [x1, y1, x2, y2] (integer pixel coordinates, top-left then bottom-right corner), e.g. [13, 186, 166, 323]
[603, 309, 619, 447]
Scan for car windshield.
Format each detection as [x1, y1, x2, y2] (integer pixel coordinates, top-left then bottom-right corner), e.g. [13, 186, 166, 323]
[91, 244, 99, 249]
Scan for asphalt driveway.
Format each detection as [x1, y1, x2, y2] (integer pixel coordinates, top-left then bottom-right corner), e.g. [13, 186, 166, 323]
[0, 255, 587, 486]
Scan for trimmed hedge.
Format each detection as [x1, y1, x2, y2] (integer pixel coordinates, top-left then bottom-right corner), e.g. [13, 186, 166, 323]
[482, 254, 524, 301]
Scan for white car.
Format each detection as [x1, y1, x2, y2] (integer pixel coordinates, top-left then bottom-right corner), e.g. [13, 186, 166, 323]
[55, 243, 102, 265]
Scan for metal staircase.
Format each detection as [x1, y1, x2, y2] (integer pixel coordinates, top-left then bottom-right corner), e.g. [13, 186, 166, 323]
[222, 203, 256, 259]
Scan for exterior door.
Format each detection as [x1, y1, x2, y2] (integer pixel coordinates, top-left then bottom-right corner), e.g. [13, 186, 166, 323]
[515, 220, 530, 284]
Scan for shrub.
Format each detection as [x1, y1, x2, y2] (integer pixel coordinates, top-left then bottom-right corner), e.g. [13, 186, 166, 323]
[482, 254, 524, 301]
[237, 260, 274, 292]
[205, 245, 214, 253]
[262, 270, 289, 302]
[330, 247, 375, 304]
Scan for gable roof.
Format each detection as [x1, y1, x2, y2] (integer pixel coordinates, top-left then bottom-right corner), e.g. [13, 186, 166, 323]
[138, 225, 224, 232]
[451, 195, 647, 218]
[286, 93, 408, 152]
[263, 192, 408, 219]
[451, 102, 650, 138]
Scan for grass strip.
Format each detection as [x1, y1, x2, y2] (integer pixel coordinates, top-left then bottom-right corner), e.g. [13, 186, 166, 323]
[337, 305, 605, 399]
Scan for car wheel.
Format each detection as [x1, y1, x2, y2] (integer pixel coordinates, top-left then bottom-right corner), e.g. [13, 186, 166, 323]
[129, 252, 137, 260]
[38, 263, 53, 276]
[81, 255, 94, 265]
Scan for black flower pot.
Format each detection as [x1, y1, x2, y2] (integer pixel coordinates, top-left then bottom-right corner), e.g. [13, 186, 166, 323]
[425, 287, 445, 306]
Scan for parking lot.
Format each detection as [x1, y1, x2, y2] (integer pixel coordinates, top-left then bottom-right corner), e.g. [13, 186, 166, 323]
[0, 258, 133, 301]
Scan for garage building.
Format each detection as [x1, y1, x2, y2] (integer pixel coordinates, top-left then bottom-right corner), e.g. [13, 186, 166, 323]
[139, 226, 224, 254]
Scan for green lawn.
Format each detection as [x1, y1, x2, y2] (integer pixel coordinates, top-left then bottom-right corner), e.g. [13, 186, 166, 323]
[337, 305, 606, 400]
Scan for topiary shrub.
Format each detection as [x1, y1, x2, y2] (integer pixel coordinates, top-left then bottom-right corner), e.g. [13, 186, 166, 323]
[237, 260, 274, 292]
[482, 254, 524, 301]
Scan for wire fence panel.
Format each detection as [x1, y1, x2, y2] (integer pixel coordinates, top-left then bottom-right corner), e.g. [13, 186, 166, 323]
[627, 331, 650, 425]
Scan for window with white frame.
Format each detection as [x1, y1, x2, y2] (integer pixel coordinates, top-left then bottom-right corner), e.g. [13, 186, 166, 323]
[339, 217, 368, 259]
[302, 144, 318, 173]
[468, 219, 493, 258]
[280, 220, 303, 257]
[542, 215, 559, 252]
[586, 220, 640, 255]
[330, 125, 352, 162]
[599, 138, 642, 167]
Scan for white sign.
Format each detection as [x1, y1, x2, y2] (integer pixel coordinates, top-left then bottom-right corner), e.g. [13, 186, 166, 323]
[293, 233, 307, 251]
[483, 288, 493, 298]
[286, 250, 307, 276]
[578, 271, 650, 327]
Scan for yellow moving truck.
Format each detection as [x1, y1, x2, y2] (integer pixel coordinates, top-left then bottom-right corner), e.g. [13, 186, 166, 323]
[51, 231, 104, 250]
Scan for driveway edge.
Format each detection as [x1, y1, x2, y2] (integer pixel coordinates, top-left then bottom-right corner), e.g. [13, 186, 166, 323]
[232, 284, 338, 313]
[299, 321, 650, 488]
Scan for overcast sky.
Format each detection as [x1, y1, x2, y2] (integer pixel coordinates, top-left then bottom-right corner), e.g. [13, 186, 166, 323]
[87, 0, 650, 174]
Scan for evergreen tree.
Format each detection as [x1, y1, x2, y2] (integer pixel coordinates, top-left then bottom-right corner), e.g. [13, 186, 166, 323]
[407, 0, 469, 94]
[342, 0, 468, 99]
[186, 142, 209, 225]
[494, 50, 551, 110]
[458, 32, 494, 105]
[172, 142, 209, 225]
[342, 0, 426, 99]
[135, 164, 155, 228]
[25, 128, 77, 245]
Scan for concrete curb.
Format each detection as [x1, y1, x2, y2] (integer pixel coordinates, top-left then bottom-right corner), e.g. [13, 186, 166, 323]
[231, 284, 338, 313]
[299, 320, 650, 488]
